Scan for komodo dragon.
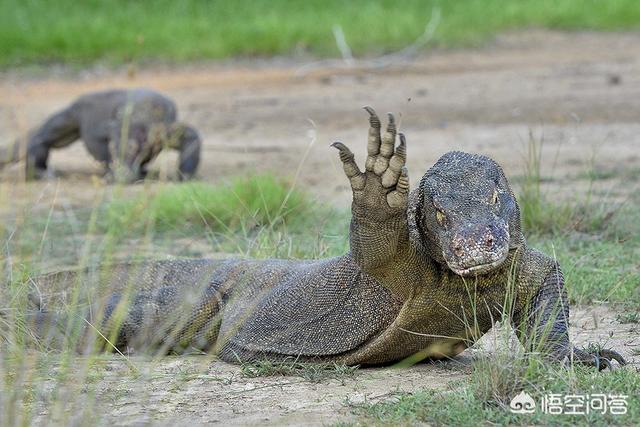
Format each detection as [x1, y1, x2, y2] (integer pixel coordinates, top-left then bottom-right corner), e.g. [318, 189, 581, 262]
[25, 107, 625, 369]
[0, 88, 201, 182]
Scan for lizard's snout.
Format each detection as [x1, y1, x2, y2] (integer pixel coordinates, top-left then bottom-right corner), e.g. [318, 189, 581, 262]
[445, 221, 509, 276]
[451, 224, 499, 252]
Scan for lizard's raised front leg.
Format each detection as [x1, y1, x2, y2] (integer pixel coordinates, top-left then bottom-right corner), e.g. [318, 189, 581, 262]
[512, 263, 626, 370]
[332, 107, 410, 273]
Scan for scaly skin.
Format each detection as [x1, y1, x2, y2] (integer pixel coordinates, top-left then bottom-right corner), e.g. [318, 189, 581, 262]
[0, 88, 201, 182]
[24, 107, 625, 369]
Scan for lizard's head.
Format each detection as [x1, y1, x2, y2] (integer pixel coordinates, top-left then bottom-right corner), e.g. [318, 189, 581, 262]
[107, 122, 152, 183]
[409, 151, 523, 276]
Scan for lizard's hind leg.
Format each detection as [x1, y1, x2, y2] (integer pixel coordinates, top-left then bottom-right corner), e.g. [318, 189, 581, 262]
[100, 282, 225, 355]
[26, 106, 80, 178]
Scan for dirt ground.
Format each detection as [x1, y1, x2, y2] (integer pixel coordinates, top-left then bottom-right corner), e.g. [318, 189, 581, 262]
[1, 31, 639, 425]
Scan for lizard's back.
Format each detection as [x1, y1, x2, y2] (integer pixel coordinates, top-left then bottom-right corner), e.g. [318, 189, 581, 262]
[72, 88, 177, 130]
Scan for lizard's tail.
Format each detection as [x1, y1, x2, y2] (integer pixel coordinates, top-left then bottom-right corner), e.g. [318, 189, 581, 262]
[0, 301, 65, 351]
[0, 139, 23, 169]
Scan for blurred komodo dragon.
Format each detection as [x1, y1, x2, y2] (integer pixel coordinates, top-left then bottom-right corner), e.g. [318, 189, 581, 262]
[23, 107, 625, 370]
[0, 88, 201, 182]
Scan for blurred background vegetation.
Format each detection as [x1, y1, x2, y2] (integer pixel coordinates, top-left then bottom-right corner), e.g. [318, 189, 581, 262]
[2, 0, 640, 66]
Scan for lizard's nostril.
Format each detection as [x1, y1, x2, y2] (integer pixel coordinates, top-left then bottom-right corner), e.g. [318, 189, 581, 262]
[453, 244, 464, 257]
[485, 235, 494, 248]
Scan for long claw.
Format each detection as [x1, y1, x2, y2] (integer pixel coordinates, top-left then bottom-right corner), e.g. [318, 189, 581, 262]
[381, 133, 408, 188]
[380, 113, 396, 158]
[386, 112, 396, 128]
[331, 141, 355, 164]
[364, 106, 381, 171]
[331, 141, 349, 152]
[374, 112, 397, 175]
[394, 133, 407, 166]
[332, 141, 364, 190]
[363, 106, 380, 128]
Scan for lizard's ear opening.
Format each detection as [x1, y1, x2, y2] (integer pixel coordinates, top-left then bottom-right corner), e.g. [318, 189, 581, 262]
[406, 187, 424, 251]
[507, 197, 524, 249]
[497, 175, 524, 250]
[406, 185, 447, 265]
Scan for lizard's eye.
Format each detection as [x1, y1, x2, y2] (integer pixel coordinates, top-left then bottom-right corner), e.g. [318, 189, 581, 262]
[436, 209, 446, 225]
[490, 190, 499, 205]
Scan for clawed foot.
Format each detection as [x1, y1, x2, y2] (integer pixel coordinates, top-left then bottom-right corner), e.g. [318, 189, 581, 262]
[574, 346, 627, 371]
[104, 163, 144, 184]
[26, 166, 59, 181]
[332, 106, 409, 217]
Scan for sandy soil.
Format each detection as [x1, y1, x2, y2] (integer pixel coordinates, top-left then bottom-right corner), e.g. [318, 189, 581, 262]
[1, 31, 639, 425]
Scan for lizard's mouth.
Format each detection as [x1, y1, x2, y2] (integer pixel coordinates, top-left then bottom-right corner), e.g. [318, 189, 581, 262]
[447, 250, 509, 277]
[441, 221, 511, 277]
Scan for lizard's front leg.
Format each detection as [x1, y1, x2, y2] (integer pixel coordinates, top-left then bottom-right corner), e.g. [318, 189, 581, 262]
[169, 123, 201, 180]
[332, 107, 410, 273]
[513, 264, 626, 370]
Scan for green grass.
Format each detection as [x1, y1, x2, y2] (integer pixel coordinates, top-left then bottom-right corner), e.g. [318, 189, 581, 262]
[2, 0, 640, 66]
[352, 355, 640, 426]
[515, 133, 640, 307]
[5, 174, 349, 267]
[531, 232, 639, 306]
[106, 174, 310, 234]
[616, 312, 640, 324]
[101, 174, 349, 260]
[516, 132, 620, 237]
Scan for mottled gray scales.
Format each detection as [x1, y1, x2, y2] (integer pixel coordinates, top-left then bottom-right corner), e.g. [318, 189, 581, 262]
[20, 107, 625, 369]
[219, 256, 403, 361]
